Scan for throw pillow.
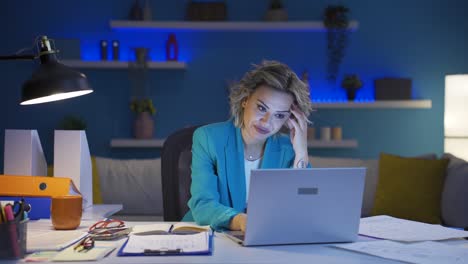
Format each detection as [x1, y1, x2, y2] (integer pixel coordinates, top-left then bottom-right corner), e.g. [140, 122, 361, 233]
[441, 153, 468, 228]
[372, 153, 449, 224]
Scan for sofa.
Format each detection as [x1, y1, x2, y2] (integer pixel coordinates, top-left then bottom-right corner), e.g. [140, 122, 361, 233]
[94, 152, 468, 228]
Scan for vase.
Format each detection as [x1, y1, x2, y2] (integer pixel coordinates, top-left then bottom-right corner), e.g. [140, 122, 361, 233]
[264, 9, 288, 21]
[345, 87, 359, 101]
[134, 112, 154, 139]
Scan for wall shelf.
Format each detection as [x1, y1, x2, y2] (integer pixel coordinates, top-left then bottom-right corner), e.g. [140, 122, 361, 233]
[311, 100, 432, 109]
[110, 20, 359, 32]
[308, 139, 358, 148]
[110, 138, 357, 149]
[111, 138, 166, 148]
[61, 60, 187, 69]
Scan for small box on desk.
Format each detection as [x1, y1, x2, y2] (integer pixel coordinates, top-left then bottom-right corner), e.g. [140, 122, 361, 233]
[374, 78, 412, 100]
[0, 219, 28, 259]
[0, 196, 51, 220]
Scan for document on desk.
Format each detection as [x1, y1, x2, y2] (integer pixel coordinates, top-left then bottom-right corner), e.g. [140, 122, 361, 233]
[334, 240, 468, 264]
[359, 215, 468, 242]
[118, 232, 212, 256]
[27, 219, 92, 252]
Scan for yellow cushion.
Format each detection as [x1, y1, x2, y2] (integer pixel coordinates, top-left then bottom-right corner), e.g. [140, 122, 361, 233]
[372, 153, 449, 224]
[91, 157, 103, 204]
[47, 156, 103, 204]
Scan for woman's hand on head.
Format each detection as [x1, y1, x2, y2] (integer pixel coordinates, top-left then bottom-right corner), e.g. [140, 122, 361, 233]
[287, 105, 309, 163]
[229, 213, 247, 232]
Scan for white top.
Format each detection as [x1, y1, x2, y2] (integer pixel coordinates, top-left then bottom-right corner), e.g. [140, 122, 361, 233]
[244, 158, 261, 202]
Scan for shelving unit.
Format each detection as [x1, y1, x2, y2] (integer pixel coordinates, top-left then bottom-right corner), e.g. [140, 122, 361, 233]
[311, 100, 432, 109]
[110, 138, 357, 148]
[61, 60, 187, 69]
[110, 20, 359, 32]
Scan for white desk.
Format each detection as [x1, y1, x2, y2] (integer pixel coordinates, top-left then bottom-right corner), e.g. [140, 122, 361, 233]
[10, 220, 468, 264]
[65, 222, 468, 264]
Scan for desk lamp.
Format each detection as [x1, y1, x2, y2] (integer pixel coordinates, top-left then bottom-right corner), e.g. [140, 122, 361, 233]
[0, 36, 93, 105]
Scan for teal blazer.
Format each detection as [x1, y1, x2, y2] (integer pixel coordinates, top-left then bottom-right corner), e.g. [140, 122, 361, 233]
[183, 120, 297, 230]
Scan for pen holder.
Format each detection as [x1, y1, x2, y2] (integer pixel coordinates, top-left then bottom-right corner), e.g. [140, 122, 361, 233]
[0, 219, 28, 259]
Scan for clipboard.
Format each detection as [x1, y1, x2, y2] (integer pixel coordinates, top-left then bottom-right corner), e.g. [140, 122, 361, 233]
[117, 232, 213, 256]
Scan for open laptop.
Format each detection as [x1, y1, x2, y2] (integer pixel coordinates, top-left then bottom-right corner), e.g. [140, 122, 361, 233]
[224, 168, 366, 246]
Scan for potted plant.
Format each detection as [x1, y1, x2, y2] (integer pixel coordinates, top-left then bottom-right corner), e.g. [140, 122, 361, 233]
[264, 0, 288, 21]
[130, 98, 156, 139]
[341, 74, 363, 101]
[323, 5, 350, 82]
[57, 115, 87, 130]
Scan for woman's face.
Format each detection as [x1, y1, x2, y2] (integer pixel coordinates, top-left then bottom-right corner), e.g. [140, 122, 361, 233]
[241, 85, 293, 144]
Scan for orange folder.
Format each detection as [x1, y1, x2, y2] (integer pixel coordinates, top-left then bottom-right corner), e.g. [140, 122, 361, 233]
[0, 175, 81, 197]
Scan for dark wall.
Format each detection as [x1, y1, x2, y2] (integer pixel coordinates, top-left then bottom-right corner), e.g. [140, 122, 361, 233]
[1, 0, 467, 171]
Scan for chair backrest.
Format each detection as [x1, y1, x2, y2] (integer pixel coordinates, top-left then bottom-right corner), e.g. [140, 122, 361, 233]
[161, 126, 200, 221]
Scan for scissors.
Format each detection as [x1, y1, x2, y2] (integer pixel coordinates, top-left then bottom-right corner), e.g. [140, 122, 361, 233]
[11, 199, 31, 221]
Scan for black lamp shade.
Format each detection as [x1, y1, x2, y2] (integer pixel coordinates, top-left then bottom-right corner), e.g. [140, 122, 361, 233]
[21, 60, 93, 105]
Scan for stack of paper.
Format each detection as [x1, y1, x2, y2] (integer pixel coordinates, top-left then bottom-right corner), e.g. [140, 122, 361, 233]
[334, 240, 468, 264]
[359, 215, 468, 241]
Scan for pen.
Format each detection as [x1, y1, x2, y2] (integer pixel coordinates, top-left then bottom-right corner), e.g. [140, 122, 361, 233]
[143, 248, 182, 255]
[4, 205, 20, 258]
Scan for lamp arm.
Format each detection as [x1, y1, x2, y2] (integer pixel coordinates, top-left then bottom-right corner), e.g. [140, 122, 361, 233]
[0, 54, 36, 60]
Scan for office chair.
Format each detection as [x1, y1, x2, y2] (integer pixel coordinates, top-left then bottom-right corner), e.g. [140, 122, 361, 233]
[161, 125, 200, 221]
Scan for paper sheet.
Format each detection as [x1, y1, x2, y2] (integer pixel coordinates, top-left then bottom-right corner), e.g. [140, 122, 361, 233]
[27, 219, 94, 252]
[122, 232, 209, 254]
[334, 240, 468, 264]
[359, 215, 468, 242]
[51, 241, 117, 262]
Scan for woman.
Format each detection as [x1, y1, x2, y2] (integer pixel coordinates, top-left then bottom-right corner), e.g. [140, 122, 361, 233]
[183, 60, 313, 231]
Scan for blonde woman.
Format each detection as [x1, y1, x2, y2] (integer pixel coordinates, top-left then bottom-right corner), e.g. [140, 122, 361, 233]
[183, 60, 313, 231]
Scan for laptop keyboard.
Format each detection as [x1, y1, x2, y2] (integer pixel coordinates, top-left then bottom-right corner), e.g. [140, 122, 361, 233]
[225, 230, 245, 241]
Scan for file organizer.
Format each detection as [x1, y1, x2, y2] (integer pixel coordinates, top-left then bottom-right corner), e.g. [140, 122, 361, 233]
[0, 175, 81, 220]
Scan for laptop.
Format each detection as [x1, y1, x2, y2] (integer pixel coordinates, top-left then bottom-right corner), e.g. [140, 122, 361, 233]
[224, 168, 366, 246]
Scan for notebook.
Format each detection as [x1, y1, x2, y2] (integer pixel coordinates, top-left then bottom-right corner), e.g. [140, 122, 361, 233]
[224, 168, 366, 246]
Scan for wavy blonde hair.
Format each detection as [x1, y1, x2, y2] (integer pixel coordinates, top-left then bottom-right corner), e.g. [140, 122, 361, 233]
[229, 60, 313, 127]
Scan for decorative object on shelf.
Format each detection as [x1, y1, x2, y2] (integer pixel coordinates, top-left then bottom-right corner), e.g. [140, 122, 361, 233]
[57, 115, 87, 130]
[112, 40, 119, 61]
[165, 33, 179, 61]
[341, 74, 363, 101]
[320, 126, 331, 141]
[374, 78, 412, 100]
[100, 40, 108, 60]
[142, 0, 152, 21]
[264, 0, 288, 21]
[331, 126, 342, 140]
[307, 126, 316, 140]
[323, 5, 350, 82]
[130, 98, 156, 139]
[133, 47, 149, 65]
[185, 1, 227, 21]
[129, 0, 143, 20]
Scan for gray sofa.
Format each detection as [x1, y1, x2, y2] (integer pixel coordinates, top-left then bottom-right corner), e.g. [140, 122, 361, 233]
[94, 153, 468, 228]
